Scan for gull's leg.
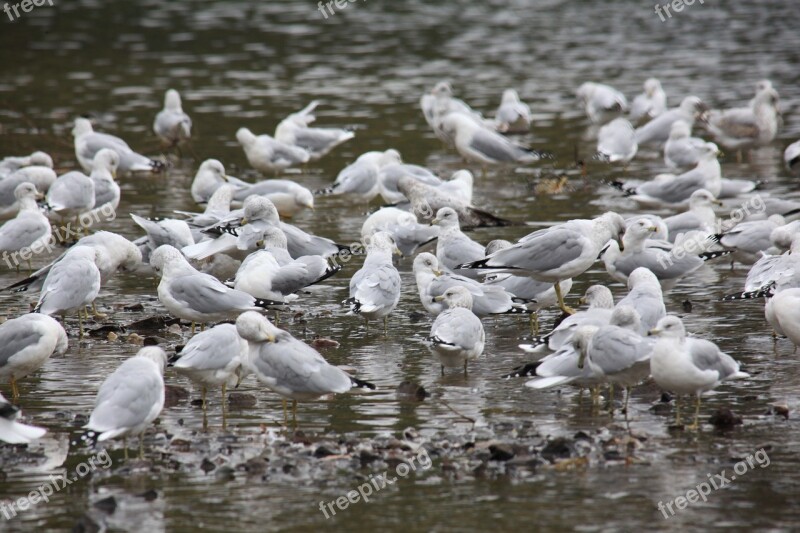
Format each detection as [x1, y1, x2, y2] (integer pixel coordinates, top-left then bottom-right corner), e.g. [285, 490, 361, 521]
[463, 360, 468, 376]
[674, 395, 682, 426]
[191, 322, 196, 335]
[200, 323, 206, 332]
[91, 301, 107, 319]
[78, 312, 84, 338]
[282, 399, 288, 425]
[292, 400, 298, 424]
[689, 394, 702, 431]
[11, 376, 18, 402]
[529, 312, 539, 336]
[275, 311, 280, 325]
[441, 365, 444, 376]
[554, 282, 576, 315]
[123, 437, 129, 460]
[201, 385, 208, 430]
[26, 259, 32, 274]
[608, 383, 615, 414]
[383, 316, 388, 336]
[221, 383, 227, 430]
[139, 435, 145, 459]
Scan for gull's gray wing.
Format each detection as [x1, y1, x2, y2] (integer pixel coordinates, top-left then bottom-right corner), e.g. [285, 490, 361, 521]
[168, 273, 255, 314]
[488, 227, 588, 272]
[0, 321, 45, 369]
[430, 308, 483, 351]
[688, 338, 741, 380]
[0, 214, 49, 251]
[89, 358, 162, 432]
[469, 129, 530, 162]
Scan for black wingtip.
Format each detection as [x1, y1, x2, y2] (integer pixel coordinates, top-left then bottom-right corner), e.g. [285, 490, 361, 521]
[350, 376, 376, 390]
[427, 335, 456, 347]
[495, 306, 534, 316]
[254, 298, 286, 309]
[72, 429, 100, 448]
[720, 282, 774, 301]
[502, 361, 541, 379]
[700, 250, 733, 261]
[150, 159, 168, 172]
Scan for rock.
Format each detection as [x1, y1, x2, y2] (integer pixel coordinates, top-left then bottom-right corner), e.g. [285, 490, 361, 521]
[709, 408, 743, 429]
[313, 445, 337, 458]
[540, 437, 574, 462]
[768, 403, 790, 420]
[200, 458, 216, 473]
[227, 393, 257, 408]
[137, 490, 158, 501]
[170, 438, 191, 452]
[682, 300, 693, 313]
[71, 514, 100, 533]
[489, 443, 515, 461]
[396, 381, 427, 401]
[92, 496, 117, 514]
[87, 324, 125, 338]
[311, 336, 340, 349]
[127, 315, 181, 332]
[126, 333, 144, 345]
[123, 303, 145, 312]
[164, 385, 190, 407]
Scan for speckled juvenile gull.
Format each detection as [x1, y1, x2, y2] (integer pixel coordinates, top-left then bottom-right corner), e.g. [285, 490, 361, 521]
[459, 212, 626, 314]
[439, 113, 541, 166]
[621, 142, 721, 204]
[73, 118, 164, 174]
[615, 267, 666, 334]
[493, 89, 531, 133]
[35, 246, 102, 336]
[236, 127, 310, 174]
[715, 214, 784, 265]
[45, 170, 95, 223]
[275, 101, 354, 160]
[597, 118, 637, 163]
[413, 253, 529, 318]
[519, 285, 614, 353]
[428, 286, 485, 374]
[432, 207, 486, 279]
[0, 314, 67, 401]
[154, 89, 192, 146]
[171, 323, 247, 419]
[649, 315, 748, 428]
[0, 391, 47, 443]
[663, 189, 720, 242]
[706, 86, 780, 151]
[664, 120, 707, 170]
[629, 78, 667, 123]
[84, 346, 167, 457]
[361, 208, 439, 257]
[150, 244, 283, 332]
[576, 82, 628, 123]
[345, 231, 401, 332]
[635, 96, 707, 146]
[0, 183, 51, 267]
[233, 227, 340, 302]
[236, 311, 374, 420]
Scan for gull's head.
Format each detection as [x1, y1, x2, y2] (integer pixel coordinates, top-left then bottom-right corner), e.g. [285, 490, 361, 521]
[137, 346, 168, 374]
[431, 207, 459, 228]
[576, 82, 597, 101]
[29, 151, 53, 168]
[149, 244, 184, 276]
[236, 127, 256, 147]
[755, 79, 773, 93]
[72, 118, 93, 138]
[450, 169, 473, 187]
[701, 142, 721, 159]
[65, 245, 99, 263]
[257, 226, 288, 250]
[432, 81, 453, 97]
[579, 285, 614, 309]
[680, 96, 708, 120]
[295, 188, 314, 210]
[92, 149, 120, 178]
[627, 267, 660, 290]
[434, 285, 474, 310]
[597, 211, 627, 244]
[380, 149, 402, 167]
[668, 120, 691, 140]
[197, 159, 227, 185]
[164, 89, 182, 110]
[413, 252, 443, 277]
[501, 88, 520, 104]
[365, 230, 399, 255]
[573, 325, 599, 367]
[644, 78, 661, 96]
[120, 239, 143, 271]
[626, 217, 659, 243]
[14, 182, 41, 201]
[689, 189, 722, 208]
[485, 239, 512, 256]
[754, 86, 780, 109]
[242, 195, 279, 224]
[236, 311, 278, 343]
[648, 315, 686, 339]
[206, 184, 235, 211]
[610, 305, 642, 331]
[439, 113, 476, 137]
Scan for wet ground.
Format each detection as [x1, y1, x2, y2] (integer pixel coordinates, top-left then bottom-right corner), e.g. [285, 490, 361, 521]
[1, 0, 800, 531]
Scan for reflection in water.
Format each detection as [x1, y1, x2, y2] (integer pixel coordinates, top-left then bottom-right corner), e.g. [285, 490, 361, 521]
[1, 0, 800, 530]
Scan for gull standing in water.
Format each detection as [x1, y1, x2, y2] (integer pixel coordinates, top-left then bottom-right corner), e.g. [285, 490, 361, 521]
[664, 120, 707, 170]
[635, 96, 707, 146]
[0, 183, 51, 272]
[427, 286, 485, 375]
[576, 82, 628, 123]
[345, 232, 401, 334]
[0, 391, 47, 443]
[493, 89, 531, 133]
[432, 207, 486, 279]
[154, 89, 192, 148]
[84, 346, 167, 459]
[274, 101, 354, 160]
[72, 118, 164, 174]
[459, 212, 626, 314]
[629, 78, 667, 123]
[649, 316, 748, 429]
[235, 127, 310, 174]
[439, 113, 541, 166]
[597, 118, 638, 163]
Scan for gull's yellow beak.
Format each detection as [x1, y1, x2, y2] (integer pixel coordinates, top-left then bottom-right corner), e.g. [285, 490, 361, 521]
[578, 297, 587, 305]
[648, 226, 658, 232]
[714, 200, 723, 207]
[433, 269, 443, 277]
[648, 328, 661, 337]
[240, 217, 248, 225]
[266, 334, 276, 343]
[433, 295, 445, 302]
[430, 218, 440, 226]
[256, 239, 264, 247]
[223, 175, 233, 182]
[34, 191, 44, 200]
[393, 246, 403, 257]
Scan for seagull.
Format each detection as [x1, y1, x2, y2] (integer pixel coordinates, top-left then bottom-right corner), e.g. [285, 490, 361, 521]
[784, 140, 800, 173]
[597, 118, 637, 163]
[523, 326, 602, 392]
[629, 78, 667, 123]
[635, 96, 707, 146]
[493, 89, 532, 133]
[236, 127, 310, 174]
[153, 89, 192, 148]
[0, 151, 53, 178]
[0, 156, 56, 218]
[45, 170, 95, 226]
[427, 286, 485, 375]
[664, 120, 707, 170]
[377, 151, 442, 204]
[765, 287, 800, 351]
[615, 267, 666, 334]
[714, 214, 785, 265]
[190, 159, 241, 204]
[84, 346, 168, 458]
[420, 81, 487, 143]
[662, 189, 721, 242]
[231, 179, 314, 218]
[438, 113, 541, 166]
[274, 101, 354, 160]
[171, 323, 247, 425]
[34, 246, 103, 336]
[0, 391, 47, 443]
[345, 231, 401, 333]
[0, 183, 51, 271]
[235, 311, 374, 422]
[706, 86, 780, 152]
[72, 118, 165, 175]
[576, 82, 628, 123]
[459, 212, 626, 314]
[431, 207, 486, 279]
[131, 214, 195, 263]
[316, 149, 393, 202]
[149, 244, 284, 333]
[88, 148, 121, 215]
[0, 314, 68, 401]
[649, 315, 749, 429]
[361, 208, 439, 257]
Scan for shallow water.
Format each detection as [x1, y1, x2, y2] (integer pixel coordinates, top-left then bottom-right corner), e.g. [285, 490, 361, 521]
[1, 0, 800, 531]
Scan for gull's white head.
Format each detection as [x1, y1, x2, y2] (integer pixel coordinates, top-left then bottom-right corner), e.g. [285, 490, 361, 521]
[627, 267, 660, 289]
[668, 120, 691, 140]
[688, 189, 720, 209]
[431, 207, 460, 229]
[236, 311, 279, 343]
[413, 252, 442, 277]
[502, 88, 520, 104]
[380, 149, 402, 167]
[92, 149, 120, 177]
[149, 244, 184, 275]
[164, 89, 182, 110]
[295, 188, 314, 210]
[13, 182, 41, 202]
[580, 285, 614, 309]
[242, 195, 279, 224]
[485, 239, 512, 256]
[236, 127, 257, 147]
[644, 78, 662, 96]
[610, 305, 642, 331]
[257, 226, 288, 250]
[29, 151, 53, 168]
[434, 285, 474, 310]
[72, 118, 94, 138]
[624, 217, 659, 244]
[136, 346, 168, 374]
[648, 315, 686, 340]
